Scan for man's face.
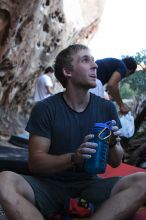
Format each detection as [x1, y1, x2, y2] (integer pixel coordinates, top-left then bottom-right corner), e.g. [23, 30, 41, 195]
[68, 49, 97, 89]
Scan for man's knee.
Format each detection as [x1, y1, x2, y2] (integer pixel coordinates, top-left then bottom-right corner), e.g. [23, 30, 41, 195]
[0, 171, 35, 204]
[126, 172, 146, 189]
[0, 170, 17, 187]
[0, 171, 18, 200]
[112, 172, 146, 198]
[132, 172, 146, 193]
[0, 171, 26, 197]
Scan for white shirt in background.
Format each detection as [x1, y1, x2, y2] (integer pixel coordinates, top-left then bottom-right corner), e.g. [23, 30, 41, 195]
[34, 74, 53, 101]
[89, 79, 104, 98]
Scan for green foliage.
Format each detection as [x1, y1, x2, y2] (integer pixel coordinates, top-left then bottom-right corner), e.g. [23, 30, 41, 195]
[120, 83, 136, 99]
[133, 49, 146, 66]
[121, 71, 146, 97]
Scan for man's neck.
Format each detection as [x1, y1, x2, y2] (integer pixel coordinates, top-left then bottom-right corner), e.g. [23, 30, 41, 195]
[63, 89, 90, 113]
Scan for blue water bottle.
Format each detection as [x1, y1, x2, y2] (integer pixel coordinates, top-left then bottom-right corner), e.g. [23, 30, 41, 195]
[84, 121, 112, 174]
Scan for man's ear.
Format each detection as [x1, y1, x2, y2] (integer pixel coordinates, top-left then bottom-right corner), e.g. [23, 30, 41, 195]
[127, 69, 133, 76]
[63, 68, 72, 78]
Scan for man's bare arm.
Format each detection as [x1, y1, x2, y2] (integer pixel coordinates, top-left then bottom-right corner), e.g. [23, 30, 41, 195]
[106, 71, 129, 114]
[28, 134, 97, 175]
[28, 134, 74, 175]
[46, 86, 54, 95]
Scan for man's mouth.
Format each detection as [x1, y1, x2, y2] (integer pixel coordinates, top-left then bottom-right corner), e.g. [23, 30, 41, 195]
[90, 75, 97, 79]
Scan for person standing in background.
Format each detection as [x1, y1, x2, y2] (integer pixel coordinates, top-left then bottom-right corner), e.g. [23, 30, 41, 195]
[34, 66, 54, 101]
[91, 57, 137, 114]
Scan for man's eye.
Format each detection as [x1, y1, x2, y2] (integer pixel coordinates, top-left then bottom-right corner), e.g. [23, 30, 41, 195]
[83, 58, 89, 62]
[82, 57, 94, 63]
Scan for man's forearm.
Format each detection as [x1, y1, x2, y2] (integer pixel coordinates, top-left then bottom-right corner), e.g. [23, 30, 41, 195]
[107, 84, 130, 114]
[28, 152, 75, 175]
[107, 84, 123, 107]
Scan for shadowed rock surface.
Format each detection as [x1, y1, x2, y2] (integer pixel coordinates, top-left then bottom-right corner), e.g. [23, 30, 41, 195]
[0, 0, 105, 139]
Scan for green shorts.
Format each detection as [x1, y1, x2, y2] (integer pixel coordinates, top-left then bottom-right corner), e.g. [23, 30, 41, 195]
[23, 175, 121, 218]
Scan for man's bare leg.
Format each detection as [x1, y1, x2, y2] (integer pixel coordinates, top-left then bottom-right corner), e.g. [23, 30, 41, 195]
[91, 172, 146, 220]
[0, 171, 44, 220]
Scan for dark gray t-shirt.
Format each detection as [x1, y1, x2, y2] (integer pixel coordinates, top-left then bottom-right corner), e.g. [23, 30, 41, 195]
[26, 92, 121, 181]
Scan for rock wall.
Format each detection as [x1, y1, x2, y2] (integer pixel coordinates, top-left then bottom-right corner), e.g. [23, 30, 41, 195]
[0, 0, 105, 139]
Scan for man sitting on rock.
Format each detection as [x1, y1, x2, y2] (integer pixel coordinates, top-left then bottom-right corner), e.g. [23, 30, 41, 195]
[0, 44, 145, 220]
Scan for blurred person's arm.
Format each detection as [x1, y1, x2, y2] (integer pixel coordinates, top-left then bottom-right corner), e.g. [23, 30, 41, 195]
[46, 77, 54, 95]
[106, 71, 129, 114]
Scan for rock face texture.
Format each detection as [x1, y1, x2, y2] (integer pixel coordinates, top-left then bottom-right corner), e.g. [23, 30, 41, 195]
[0, 0, 105, 138]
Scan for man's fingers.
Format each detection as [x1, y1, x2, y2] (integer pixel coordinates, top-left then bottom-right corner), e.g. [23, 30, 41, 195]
[113, 130, 121, 136]
[77, 142, 97, 159]
[111, 120, 116, 126]
[111, 125, 118, 132]
[111, 125, 121, 137]
[80, 142, 97, 149]
[83, 134, 94, 142]
[82, 154, 92, 159]
[79, 147, 96, 154]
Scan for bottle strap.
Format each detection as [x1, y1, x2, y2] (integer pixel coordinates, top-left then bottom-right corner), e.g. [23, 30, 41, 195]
[98, 127, 111, 140]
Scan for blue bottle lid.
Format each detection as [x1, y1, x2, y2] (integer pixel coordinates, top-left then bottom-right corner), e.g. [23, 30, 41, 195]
[93, 121, 112, 130]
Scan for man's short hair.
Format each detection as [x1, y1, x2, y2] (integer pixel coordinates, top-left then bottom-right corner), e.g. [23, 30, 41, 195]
[122, 57, 137, 74]
[54, 44, 88, 88]
[44, 66, 54, 73]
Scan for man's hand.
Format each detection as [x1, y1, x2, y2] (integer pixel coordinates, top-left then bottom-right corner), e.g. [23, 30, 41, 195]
[108, 120, 124, 167]
[109, 120, 121, 147]
[119, 103, 129, 115]
[73, 134, 97, 168]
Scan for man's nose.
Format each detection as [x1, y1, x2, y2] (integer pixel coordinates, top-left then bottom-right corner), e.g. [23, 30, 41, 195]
[92, 62, 98, 69]
[95, 63, 98, 69]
